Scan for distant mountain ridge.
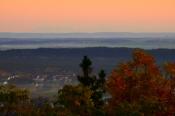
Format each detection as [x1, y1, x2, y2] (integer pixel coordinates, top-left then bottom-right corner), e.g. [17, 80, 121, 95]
[0, 37, 175, 50]
[0, 47, 175, 73]
[1, 32, 175, 38]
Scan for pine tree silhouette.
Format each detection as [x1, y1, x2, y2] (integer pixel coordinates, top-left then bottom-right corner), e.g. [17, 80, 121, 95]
[78, 56, 95, 86]
[77, 56, 106, 108]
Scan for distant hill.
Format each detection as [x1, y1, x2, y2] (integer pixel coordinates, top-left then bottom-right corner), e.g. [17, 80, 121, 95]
[1, 37, 175, 50]
[0, 47, 175, 96]
[0, 47, 175, 74]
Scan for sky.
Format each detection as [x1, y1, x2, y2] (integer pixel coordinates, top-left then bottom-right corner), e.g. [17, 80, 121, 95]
[0, 0, 175, 33]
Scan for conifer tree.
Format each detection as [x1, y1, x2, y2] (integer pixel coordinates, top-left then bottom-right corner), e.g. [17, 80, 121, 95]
[77, 56, 106, 108]
[77, 56, 95, 87]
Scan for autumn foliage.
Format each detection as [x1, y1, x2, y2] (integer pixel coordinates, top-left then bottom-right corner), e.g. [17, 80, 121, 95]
[107, 49, 175, 115]
[1, 49, 175, 115]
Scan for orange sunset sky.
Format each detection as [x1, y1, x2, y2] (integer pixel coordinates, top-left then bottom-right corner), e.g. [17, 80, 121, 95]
[0, 0, 175, 33]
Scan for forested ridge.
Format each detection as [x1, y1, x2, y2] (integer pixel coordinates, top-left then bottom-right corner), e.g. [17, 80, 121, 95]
[1, 49, 175, 115]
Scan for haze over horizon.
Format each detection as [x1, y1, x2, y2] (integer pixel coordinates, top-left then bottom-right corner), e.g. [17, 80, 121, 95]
[0, 0, 175, 33]
[0, 32, 175, 50]
[1, 32, 175, 39]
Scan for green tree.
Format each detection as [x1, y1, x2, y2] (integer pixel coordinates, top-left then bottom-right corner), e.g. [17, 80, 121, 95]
[77, 56, 106, 109]
[91, 70, 106, 108]
[0, 85, 30, 104]
[77, 56, 94, 86]
[56, 85, 94, 116]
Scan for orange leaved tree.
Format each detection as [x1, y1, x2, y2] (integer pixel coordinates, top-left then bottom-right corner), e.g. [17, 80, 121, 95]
[107, 49, 174, 115]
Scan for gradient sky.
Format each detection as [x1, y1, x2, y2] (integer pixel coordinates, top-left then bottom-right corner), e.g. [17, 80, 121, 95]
[0, 0, 175, 33]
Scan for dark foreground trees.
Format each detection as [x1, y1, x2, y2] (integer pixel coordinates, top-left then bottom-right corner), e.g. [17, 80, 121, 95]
[77, 56, 106, 108]
[56, 56, 106, 115]
[56, 85, 94, 116]
[1, 49, 175, 115]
